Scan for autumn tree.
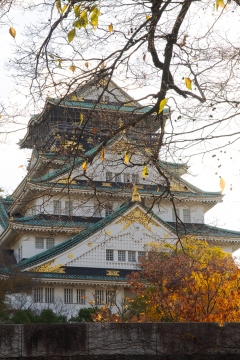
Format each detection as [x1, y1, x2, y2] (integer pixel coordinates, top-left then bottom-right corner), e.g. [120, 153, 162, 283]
[92, 238, 240, 323]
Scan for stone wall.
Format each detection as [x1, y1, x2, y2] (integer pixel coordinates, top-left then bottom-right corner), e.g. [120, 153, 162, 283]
[1, 323, 240, 359]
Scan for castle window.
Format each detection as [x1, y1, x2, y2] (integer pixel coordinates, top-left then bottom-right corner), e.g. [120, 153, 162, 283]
[46, 238, 55, 250]
[124, 173, 131, 183]
[53, 200, 61, 215]
[35, 237, 44, 249]
[33, 287, 43, 303]
[104, 96, 110, 102]
[106, 249, 114, 261]
[45, 288, 54, 303]
[115, 173, 121, 182]
[132, 174, 139, 184]
[77, 289, 85, 304]
[172, 208, 180, 222]
[64, 288, 73, 304]
[118, 250, 126, 262]
[105, 205, 113, 217]
[95, 289, 104, 305]
[65, 201, 73, 216]
[32, 205, 36, 216]
[183, 209, 191, 223]
[106, 290, 116, 305]
[106, 172, 112, 182]
[138, 251, 145, 261]
[128, 251, 136, 262]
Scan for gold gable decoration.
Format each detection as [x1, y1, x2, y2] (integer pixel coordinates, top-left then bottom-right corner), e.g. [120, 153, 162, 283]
[111, 139, 133, 154]
[115, 207, 160, 232]
[55, 175, 77, 184]
[26, 259, 65, 273]
[170, 182, 188, 192]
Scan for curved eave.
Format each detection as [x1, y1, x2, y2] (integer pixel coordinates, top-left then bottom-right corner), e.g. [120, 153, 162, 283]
[26, 181, 223, 203]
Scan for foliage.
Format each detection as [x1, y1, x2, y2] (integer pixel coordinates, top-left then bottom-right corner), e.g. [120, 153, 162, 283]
[69, 307, 99, 322]
[11, 310, 35, 324]
[92, 238, 240, 323]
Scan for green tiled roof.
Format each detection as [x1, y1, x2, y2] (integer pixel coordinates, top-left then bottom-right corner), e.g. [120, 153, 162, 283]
[12, 214, 96, 229]
[0, 199, 9, 230]
[32, 181, 222, 199]
[49, 98, 155, 114]
[13, 199, 240, 272]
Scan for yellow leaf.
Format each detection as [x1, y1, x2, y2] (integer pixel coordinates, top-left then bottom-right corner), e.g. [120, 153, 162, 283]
[146, 15, 150, 20]
[185, 78, 192, 90]
[102, 149, 105, 161]
[9, 27, 16, 39]
[157, 188, 159, 192]
[56, 0, 61, 12]
[194, 57, 197, 60]
[109, 23, 113, 33]
[61, 4, 67, 14]
[82, 162, 87, 171]
[216, 0, 226, 10]
[159, 98, 168, 114]
[143, 165, 148, 178]
[18, 165, 23, 168]
[0, 115, 2, 119]
[85, 62, 89, 68]
[220, 177, 226, 192]
[49, 54, 54, 59]
[125, 151, 129, 164]
[91, 8, 100, 28]
[74, 5, 81, 17]
[72, 94, 76, 101]
[68, 28, 76, 43]
[80, 113, 83, 125]
[70, 65, 76, 72]
[80, 11, 88, 28]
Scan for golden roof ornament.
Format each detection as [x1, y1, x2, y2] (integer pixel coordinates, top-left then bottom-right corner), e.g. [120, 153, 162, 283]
[132, 183, 141, 202]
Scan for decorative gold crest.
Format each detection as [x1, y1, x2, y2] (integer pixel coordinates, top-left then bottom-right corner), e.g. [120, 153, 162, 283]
[170, 182, 188, 192]
[106, 270, 119, 276]
[102, 183, 112, 187]
[106, 231, 111, 236]
[68, 253, 73, 259]
[26, 259, 65, 273]
[115, 207, 160, 232]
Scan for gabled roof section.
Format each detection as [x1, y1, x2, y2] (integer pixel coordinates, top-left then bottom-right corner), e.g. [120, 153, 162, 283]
[14, 199, 177, 270]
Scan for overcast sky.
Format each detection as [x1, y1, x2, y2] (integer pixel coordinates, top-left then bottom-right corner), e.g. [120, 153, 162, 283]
[1, 5, 240, 256]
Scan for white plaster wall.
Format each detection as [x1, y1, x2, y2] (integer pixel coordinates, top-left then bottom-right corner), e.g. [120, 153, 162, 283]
[10, 232, 70, 261]
[152, 202, 205, 223]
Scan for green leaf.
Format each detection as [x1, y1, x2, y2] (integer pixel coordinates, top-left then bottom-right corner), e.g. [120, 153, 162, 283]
[68, 28, 76, 43]
[90, 8, 100, 29]
[80, 10, 88, 28]
[74, 5, 81, 17]
[56, 0, 61, 13]
[49, 54, 54, 59]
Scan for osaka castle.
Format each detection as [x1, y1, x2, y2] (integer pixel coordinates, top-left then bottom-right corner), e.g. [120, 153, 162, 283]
[0, 75, 240, 312]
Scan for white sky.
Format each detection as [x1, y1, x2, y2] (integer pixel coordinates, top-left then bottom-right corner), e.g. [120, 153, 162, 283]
[1, 3, 240, 257]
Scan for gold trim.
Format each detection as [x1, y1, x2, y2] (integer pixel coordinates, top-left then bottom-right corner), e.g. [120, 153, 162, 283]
[102, 183, 112, 187]
[68, 253, 73, 259]
[26, 259, 65, 273]
[106, 270, 120, 276]
[106, 231, 111, 236]
[115, 207, 160, 232]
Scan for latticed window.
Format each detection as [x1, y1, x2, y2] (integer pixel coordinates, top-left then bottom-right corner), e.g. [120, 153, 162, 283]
[64, 288, 73, 303]
[115, 173, 121, 182]
[65, 201, 73, 216]
[94, 203, 102, 217]
[105, 205, 113, 217]
[95, 290, 104, 305]
[183, 209, 191, 223]
[106, 172, 112, 182]
[138, 251, 145, 261]
[106, 290, 116, 305]
[34, 287, 43, 303]
[32, 205, 36, 216]
[128, 251, 136, 262]
[124, 173, 131, 183]
[132, 174, 139, 184]
[172, 208, 180, 222]
[106, 249, 114, 261]
[35, 237, 44, 249]
[77, 289, 85, 304]
[118, 250, 126, 262]
[46, 238, 55, 250]
[53, 200, 61, 215]
[45, 288, 54, 303]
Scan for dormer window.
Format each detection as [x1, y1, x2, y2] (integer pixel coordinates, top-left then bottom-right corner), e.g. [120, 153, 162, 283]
[106, 172, 112, 182]
[53, 200, 61, 215]
[183, 209, 191, 223]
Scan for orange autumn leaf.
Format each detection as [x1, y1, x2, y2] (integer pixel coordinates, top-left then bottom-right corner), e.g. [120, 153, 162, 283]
[92, 126, 97, 134]
[185, 78, 192, 90]
[9, 27, 16, 39]
[82, 162, 87, 171]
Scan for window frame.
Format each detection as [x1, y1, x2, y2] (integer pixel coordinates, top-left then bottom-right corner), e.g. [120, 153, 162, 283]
[46, 238, 55, 250]
[65, 201, 73, 216]
[45, 288, 54, 303]
[172, 208, 180, 222]
[115, 173, 122, 183]
[53, 200, 61, 215]
[35, 237, 44, 249]
[124, 173, 131, 183]
[33, 287, 44, 303]
[118, 250, 126, 262]
[106, 249, 114, 261]
[64, 288, 73, 304]
[77, 289, 85, 304]
[106, 172, 112, 182]
[95, 289, 104, 305]
[183, 209, 191, 223]
[128, 251, 136, 262]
